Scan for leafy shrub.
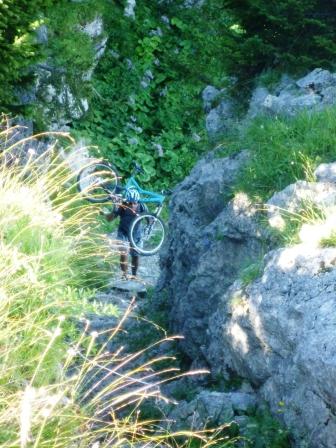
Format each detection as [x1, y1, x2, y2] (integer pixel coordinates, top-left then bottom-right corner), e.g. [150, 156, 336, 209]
[73, 0, 234, 188]
[241, 408, 290, 448]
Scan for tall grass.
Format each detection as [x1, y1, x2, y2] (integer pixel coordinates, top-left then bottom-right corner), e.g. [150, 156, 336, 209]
[0, 126, 230, 448]
[236, 106, 336, 200]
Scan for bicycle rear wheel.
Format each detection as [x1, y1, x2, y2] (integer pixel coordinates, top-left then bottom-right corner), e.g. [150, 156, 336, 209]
[77, 162, 119, 203]
[129, 213, 166, 256]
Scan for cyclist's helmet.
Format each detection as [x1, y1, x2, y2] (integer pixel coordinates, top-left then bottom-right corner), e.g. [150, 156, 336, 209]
[125, 188, 140, 203]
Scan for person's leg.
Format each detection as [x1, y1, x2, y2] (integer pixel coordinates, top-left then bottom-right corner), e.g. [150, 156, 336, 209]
[120, 253, 128, 277]
[117, 232, 129, 278]
[131, 254, 139, 277]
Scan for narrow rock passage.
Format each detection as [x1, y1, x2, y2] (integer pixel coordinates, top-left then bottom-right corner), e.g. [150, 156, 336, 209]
[88, 251, 161, 333]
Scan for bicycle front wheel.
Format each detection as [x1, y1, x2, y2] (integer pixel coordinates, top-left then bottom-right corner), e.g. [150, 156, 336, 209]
[129, 213, 166, 256]
[77, 162, 119, 203]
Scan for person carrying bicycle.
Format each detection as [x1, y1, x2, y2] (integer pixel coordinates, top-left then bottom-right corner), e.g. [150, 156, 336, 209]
[103, 188, 146, 280]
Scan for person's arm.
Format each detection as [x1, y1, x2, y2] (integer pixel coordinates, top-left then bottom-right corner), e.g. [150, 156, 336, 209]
[139, 203, 154, 225]
[101, 206, 119, 221]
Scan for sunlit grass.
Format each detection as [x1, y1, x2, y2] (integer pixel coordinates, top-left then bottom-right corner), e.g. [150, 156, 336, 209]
[235, 106, 336, 201]
[0, 124, 232, 448]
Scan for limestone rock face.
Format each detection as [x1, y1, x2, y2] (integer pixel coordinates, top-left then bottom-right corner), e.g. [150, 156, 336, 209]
[166, 390, 256, 431]
[205, 100, 235, 138]
[202, 85, 236, 138]
[207, 245, 336, 447]
[202, 85, 220, 111]
[158, 150, 272, 360]
[18, 15, 107, 131]
[315, 162, 336, 184]
[159, 153, 336, 447]
[248, 68, 336, 118]
[205, 68, 336, 141]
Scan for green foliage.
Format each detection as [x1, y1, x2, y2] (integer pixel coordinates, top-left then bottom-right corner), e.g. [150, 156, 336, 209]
[235, 107, 336, 201]
[254, 69, 283, 92]
[222, 0, 336, 87]
[0, 132, 115, 444]
[239, 260, 264, 287]
[73, 0, 233, 188]
[240, 408, 290, 448]
[43, 0, 107, 89]
[0, 129, 222, 447]
[0, 0, 108, 118]
[0, 0, 54, 107]
[320, 230, 336, 247]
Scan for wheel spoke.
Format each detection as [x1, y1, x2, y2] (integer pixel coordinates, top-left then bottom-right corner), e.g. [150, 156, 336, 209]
[130, 214, 165, 255]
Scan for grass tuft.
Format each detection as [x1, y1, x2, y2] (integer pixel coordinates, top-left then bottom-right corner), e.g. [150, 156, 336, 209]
[0, 123, 231, 448]
[235, 107, 336, 201]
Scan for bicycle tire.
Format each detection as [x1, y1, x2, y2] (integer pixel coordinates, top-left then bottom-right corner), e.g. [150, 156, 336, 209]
[77, 162, 119, 203]
[129, 213, 166, 256]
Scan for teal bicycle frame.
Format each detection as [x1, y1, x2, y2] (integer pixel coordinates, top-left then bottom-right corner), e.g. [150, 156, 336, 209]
[122, 177, 165, 216]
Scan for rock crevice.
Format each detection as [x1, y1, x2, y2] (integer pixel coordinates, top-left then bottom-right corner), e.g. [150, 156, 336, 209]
[158, 150, 336, 447]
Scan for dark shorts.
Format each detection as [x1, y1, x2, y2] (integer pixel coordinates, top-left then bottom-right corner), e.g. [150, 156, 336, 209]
[117, 231, 142, 257]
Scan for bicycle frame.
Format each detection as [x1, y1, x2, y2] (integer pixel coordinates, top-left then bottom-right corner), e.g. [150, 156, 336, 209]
[84, 159, 166, 214]
[123, 175, 165, 216]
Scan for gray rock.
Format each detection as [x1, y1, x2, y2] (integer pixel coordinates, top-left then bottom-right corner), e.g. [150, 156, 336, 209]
[205, 98, 235, 138]
[227, 392, 257, 414]
[35, 25, 48, 44]
[15, 87, 36, 105]
[274, 74, 296, 95]
[247, 68, 336, 121]
[247, 86, 269, 118]
[0, 117, 50, 161]
[166, 389, 257, 432]
[111, 279, 147, 296]
[18, 14, 107, 129]
[266, 180, 336, 230]
[320, 86, 336, 105]
[315, 162, 336, 183]
[157, 150, 272, 359]
[296, 68, 336, 91]
[262, 92, 320, 116]
[80, 16, 104, 38]
[124, 0, 136, 18]
[207, 245, 336, 447]
[202, 85, 220, 110]
[158, 146, 336, 446]
[167, 391, 235, 430]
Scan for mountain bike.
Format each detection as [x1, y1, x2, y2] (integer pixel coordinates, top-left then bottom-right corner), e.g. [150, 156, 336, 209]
[77, 160, 168, 256]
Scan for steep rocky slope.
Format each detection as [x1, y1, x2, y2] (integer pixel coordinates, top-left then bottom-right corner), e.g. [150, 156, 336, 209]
[158, 146, 336, 447]
[205, 68, 336, 138]
[157, 150, 273, 360]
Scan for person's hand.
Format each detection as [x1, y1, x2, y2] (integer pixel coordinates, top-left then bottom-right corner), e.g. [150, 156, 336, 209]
[99, 207, 111, 217]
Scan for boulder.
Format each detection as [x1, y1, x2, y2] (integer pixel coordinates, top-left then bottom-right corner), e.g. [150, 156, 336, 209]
[207, 245, 336, 447]
[248, 86, 270, 118]
[165, 389, 257, 434]
[266, 180, 336, 231]
[202, 85, 220, 111]
[170, 391, 234, 429]
[157, 150, 272, 360]
[205, 99, 235, 138]
[315, 162, 336, 184]
[159, 151, 336, 446]
[247, 68, 336, 120]
[296, 68, 336, 91]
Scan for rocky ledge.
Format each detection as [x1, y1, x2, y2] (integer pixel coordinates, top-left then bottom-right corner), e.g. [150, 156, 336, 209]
[158, 149, 336, 447]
